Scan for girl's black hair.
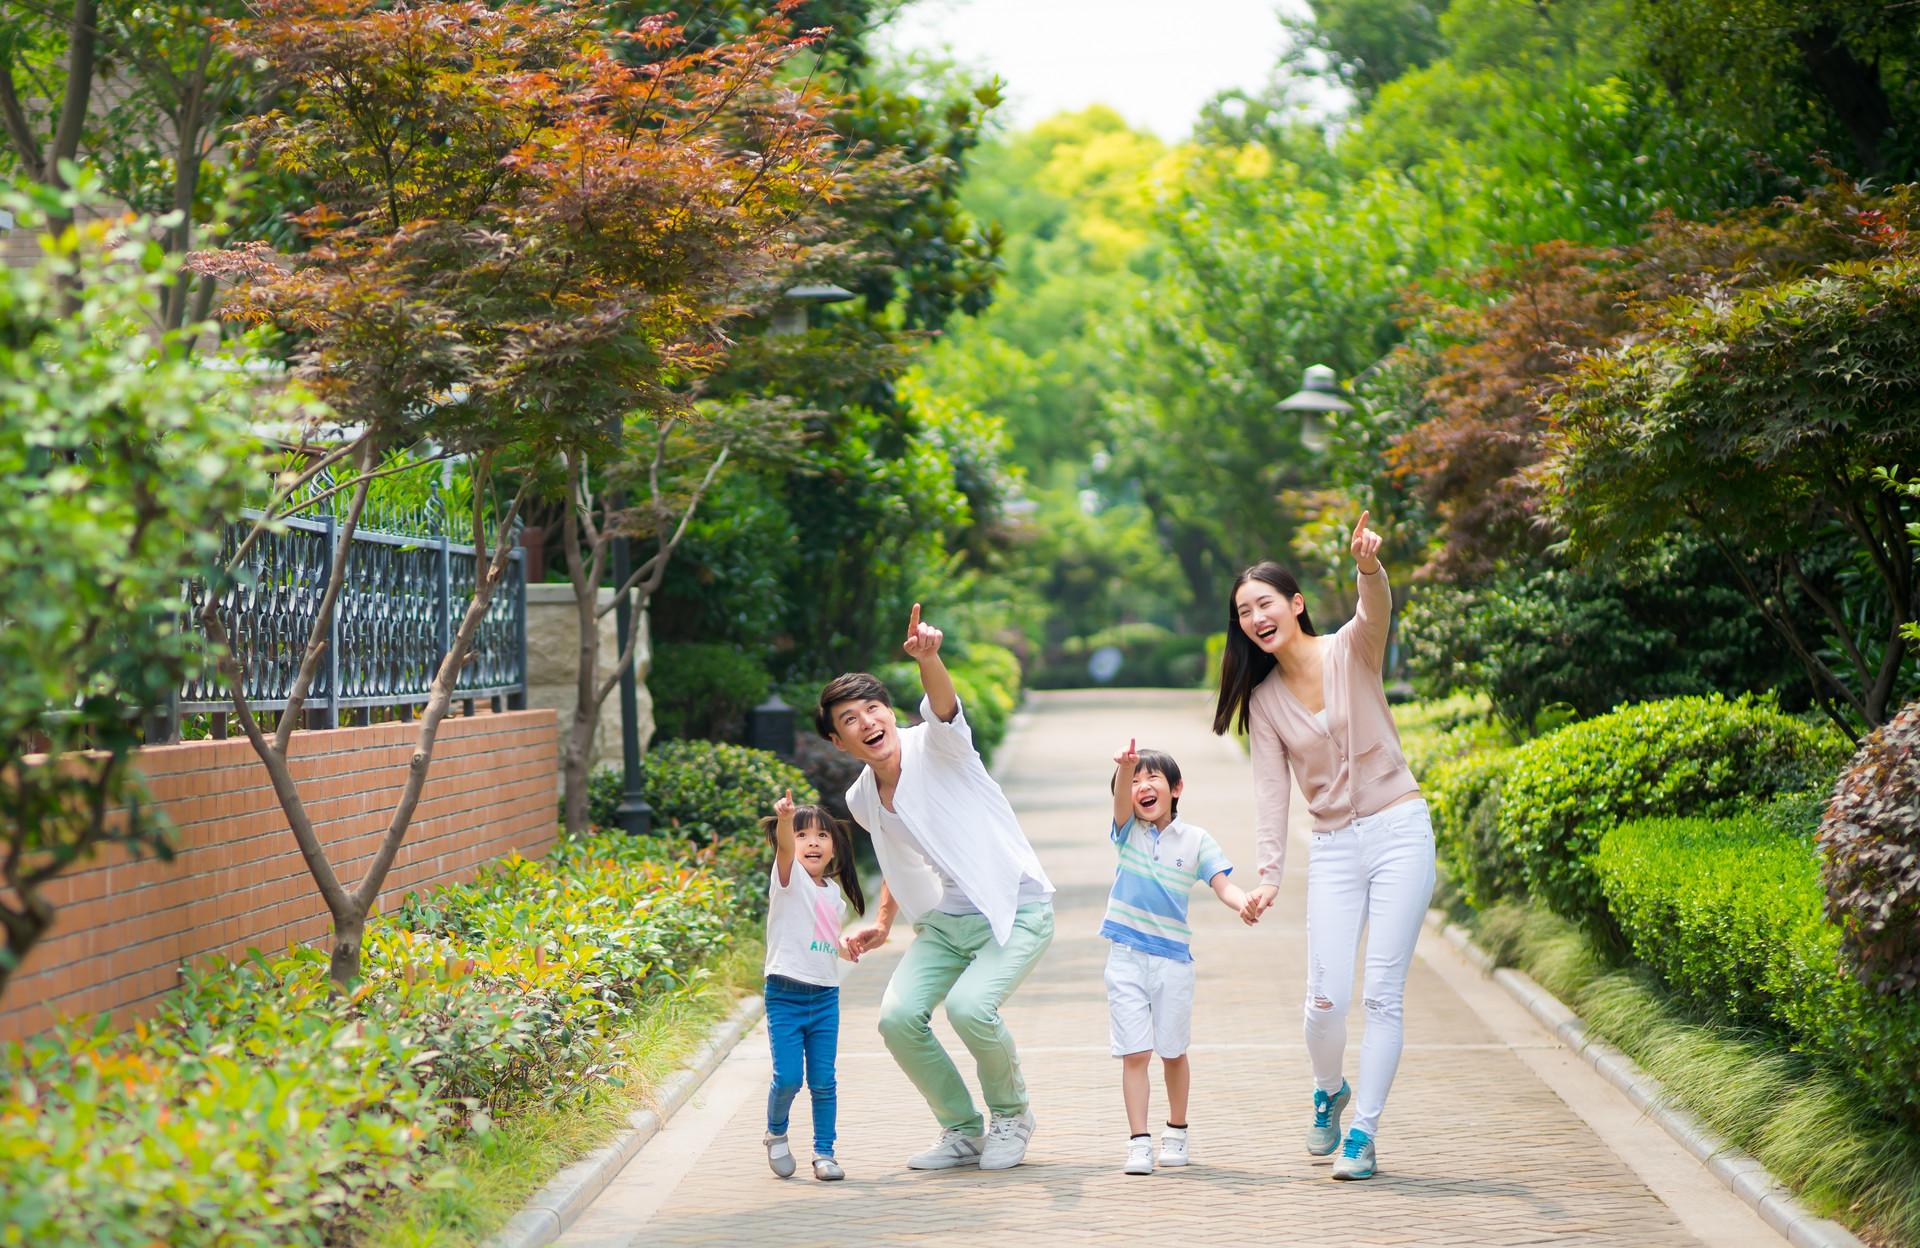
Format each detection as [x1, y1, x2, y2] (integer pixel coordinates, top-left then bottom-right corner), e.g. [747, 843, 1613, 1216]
[1112, 748, 1183, 817]
[761, 804, 866, 916]
[1212, 561, 1317, 737]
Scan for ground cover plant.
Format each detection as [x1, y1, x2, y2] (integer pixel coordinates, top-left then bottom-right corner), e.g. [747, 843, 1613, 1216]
[0, 832, 754, 1248]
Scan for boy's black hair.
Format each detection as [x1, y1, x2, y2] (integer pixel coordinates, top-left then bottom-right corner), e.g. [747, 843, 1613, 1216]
[1112, 748, 1183, 817]
[761, 803, 867, 916]
[815, 672, 892, 739]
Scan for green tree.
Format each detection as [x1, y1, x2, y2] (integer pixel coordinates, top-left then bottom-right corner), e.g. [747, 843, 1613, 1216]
[0, 188, 275, 999]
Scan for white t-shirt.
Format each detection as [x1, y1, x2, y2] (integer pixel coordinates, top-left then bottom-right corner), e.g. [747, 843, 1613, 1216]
[872, 802, 1051, 916]
[764, 862, 848, 988]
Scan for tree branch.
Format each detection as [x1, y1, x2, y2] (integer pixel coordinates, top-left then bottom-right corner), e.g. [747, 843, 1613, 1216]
[273, 438, 377, 753]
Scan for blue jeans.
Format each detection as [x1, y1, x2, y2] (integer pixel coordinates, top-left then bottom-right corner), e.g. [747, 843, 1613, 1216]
[765, 974, 839, 1156]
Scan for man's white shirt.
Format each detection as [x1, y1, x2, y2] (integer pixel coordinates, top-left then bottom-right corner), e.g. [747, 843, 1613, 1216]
[845, 696, 1053, 945]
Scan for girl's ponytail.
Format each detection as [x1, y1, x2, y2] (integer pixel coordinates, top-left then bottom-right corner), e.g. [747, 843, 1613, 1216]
[832, 821, 867, 917]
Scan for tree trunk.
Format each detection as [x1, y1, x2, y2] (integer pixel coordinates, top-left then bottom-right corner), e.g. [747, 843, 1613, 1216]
[1793, 21, 1895, 176]
[562, 710, 596, 835]
[327, 908, 366, 989]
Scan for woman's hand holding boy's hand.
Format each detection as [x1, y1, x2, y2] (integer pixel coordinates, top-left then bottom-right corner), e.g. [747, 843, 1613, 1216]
[1240, 882, 1279, 925]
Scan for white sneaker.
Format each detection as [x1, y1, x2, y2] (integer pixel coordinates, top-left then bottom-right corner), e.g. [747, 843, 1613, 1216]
[979, 1110, 1036, 1170]
[1158, 1126, 1189, 1167]
[764, 1133, 795, 1179]
[907, 1127, 984, 1170]
[1124, 1136, 1154, 1175]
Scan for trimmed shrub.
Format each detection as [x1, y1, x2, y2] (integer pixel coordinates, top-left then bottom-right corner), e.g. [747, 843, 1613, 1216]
[0, 833, 741, 1246]
[648, 641, 771, 742]
[1498, 694, 1847, 930]
[1593, 814, 1920, 1125]
[1819, 699, 1920, 998]
[1427, 747, 1520, 909]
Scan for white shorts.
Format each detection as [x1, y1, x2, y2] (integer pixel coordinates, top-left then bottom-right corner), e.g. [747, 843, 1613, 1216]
[1104, 941, 1196, 1058]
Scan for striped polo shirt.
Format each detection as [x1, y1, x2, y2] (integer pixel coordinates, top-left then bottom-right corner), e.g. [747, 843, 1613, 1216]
[1098, 815, 1233, 963]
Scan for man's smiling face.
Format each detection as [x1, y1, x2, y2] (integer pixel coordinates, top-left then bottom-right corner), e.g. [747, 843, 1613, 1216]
[828, 697, 901, 768]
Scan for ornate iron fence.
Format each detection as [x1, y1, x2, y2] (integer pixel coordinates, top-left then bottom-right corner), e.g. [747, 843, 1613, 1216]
[148, 497, 527, 743]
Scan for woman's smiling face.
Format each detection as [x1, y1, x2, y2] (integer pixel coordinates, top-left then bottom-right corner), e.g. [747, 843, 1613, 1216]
[1235, 579, 1306, 654]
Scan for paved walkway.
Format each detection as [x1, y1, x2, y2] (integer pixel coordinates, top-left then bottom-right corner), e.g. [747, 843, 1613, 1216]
[558, 690, 1782, 1247]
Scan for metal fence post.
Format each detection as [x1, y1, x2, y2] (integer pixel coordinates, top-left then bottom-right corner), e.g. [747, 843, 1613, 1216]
[438, 528, 453, 702]
[320, 510, 341, 729]
[509, 544, 529, 711]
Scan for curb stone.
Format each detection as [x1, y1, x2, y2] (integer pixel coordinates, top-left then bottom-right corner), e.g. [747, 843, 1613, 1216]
[1425, 910, 1866, 1248]
[484, 993, 766, 1248]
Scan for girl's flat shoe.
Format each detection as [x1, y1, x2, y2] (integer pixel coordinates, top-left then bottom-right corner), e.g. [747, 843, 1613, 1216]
[813, 1155, 845, 1181]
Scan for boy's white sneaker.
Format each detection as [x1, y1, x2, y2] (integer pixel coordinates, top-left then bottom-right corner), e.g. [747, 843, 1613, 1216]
[764, 1133, 796, 1179]
[1158, 1126, 1189, 1167]
[1124, 1136, 1154, 1175]
[907, 1127, 984, 1170]
[979, 1110, 1036, 1170]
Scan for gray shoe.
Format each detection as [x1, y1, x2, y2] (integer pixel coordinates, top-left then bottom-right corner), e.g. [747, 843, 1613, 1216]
[979, 1110, 1036, 1170]
[1331, 1128, 1376, 1180]
[1306, 1081, 1350, 1156]
[765, 1133, 796, 1179]
[908, 1127, 984, 1170]
[812, 1155, 845, 1181]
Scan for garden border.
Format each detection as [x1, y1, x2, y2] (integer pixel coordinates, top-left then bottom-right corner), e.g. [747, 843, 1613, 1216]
[1424, 910, 1866, 1248]
[484, 992, 765, 1248]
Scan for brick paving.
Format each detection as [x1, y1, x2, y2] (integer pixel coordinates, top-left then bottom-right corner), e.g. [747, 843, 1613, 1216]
[558, 689, 1762, 1248]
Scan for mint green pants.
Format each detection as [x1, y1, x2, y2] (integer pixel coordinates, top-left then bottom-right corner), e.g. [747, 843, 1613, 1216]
[877, 903, 1055, 1135]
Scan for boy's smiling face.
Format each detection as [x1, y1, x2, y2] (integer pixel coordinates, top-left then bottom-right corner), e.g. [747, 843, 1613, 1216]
[1131, 766, 1180, 826]
[828, 697, 900, 768]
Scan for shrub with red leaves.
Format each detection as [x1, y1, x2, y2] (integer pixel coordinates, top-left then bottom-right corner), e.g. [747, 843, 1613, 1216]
[1819, 699, 1920, 997]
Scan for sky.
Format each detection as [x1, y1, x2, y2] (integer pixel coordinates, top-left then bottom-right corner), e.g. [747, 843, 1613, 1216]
[881, 0, 1303, 141]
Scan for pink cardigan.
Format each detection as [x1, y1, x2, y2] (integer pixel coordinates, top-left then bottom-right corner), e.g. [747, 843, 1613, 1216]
[1247, 566, 1421, 888]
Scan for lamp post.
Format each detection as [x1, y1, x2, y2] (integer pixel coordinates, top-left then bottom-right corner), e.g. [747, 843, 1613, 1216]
[1276, 364, 1355, 453]
[612, 504, 653, 837]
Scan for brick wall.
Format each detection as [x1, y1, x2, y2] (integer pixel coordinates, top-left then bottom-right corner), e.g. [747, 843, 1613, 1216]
[1, 709, 558, 1043]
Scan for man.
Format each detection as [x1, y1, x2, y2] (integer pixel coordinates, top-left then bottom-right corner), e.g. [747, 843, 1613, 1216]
[822, 604, 1054, 1171]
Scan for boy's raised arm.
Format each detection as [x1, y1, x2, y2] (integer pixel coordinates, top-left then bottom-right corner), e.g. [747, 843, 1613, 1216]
[903, 602, 959, 723]
[1112, 739, 1138, 831]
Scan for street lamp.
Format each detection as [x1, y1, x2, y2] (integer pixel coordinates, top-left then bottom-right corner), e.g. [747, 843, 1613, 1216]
[1276, 364, 1354, 453]
[770, 283, 855, 336]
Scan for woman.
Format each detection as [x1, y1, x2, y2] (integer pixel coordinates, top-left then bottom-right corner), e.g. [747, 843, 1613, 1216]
[1213, 510, 1433, 1181]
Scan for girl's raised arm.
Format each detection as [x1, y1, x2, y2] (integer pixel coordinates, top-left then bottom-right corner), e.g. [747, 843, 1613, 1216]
[772, 788, 797, 887]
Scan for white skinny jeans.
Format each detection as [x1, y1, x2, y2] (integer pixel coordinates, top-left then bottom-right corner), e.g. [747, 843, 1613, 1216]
[1302, 797, 1436, 1139]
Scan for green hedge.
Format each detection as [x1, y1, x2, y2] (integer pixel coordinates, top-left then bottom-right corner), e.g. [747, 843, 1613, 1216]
[0, 834, 741, 1247]
[1427, 746, 1519, 909]
[648, 641, 770, 742]
[1593, 812, 1920, 1126]
[1498, 694, 1847, 931]
[1029, 624, 1207, 689]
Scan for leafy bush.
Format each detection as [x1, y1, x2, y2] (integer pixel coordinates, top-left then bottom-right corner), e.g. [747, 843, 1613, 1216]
[1499, 694, 1847, 931]
[0, 833, 740, 1246]
[1029, 623, 1207, 689]
[1819, 699, 1920, 998]
[1593, 814, 1920, 1125]
[1427, 747, 1520, 909]
[648, 641, 771, 742]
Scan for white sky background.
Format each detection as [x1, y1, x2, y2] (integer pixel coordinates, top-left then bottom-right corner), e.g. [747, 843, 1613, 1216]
[881, 0, 1307, 141]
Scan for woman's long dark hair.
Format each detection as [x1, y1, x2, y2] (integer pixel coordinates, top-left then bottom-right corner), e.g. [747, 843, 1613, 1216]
[1212, 561, 1316, 737]
[762, 804, 866, 916]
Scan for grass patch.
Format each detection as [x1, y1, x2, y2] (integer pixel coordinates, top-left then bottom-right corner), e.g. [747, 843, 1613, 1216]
[351, 934, 765, 1248]
[1474, 901, 1920, 1247]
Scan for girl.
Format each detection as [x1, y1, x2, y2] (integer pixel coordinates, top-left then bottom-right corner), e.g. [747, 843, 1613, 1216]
[761, 789, 865, 1181]
[1213, 511, 1433, 1181]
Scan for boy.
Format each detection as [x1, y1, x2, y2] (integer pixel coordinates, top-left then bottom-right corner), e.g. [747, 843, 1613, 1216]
[829, 604, 1055, 1172]
[1103, 738, 1253, 1175]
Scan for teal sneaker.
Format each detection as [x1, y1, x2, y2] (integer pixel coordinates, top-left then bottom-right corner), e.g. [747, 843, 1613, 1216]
[1331, 1128, 1376, 1180]
[1306, 1081, 1351, 1156]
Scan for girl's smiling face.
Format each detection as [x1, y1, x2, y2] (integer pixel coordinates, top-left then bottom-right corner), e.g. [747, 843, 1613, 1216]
[1131, 767, 1180, 826]
[794, 822, 836, 882]
[1235, 579, 1308, 654]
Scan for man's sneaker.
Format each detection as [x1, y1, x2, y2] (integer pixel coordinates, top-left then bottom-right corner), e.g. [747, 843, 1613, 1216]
[764, 1133, 796, 1179]
[1306, 1081, 1351, 1156]
[907, 1127, 984, 1170]
[1158, 1126, 1189, 1167]
[1331, 1127, 1376, 1180]
[979, 1110, 1036, 1170]
[1124, 1136, 1154, 1175]
[812, 1155, 845, 1181]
